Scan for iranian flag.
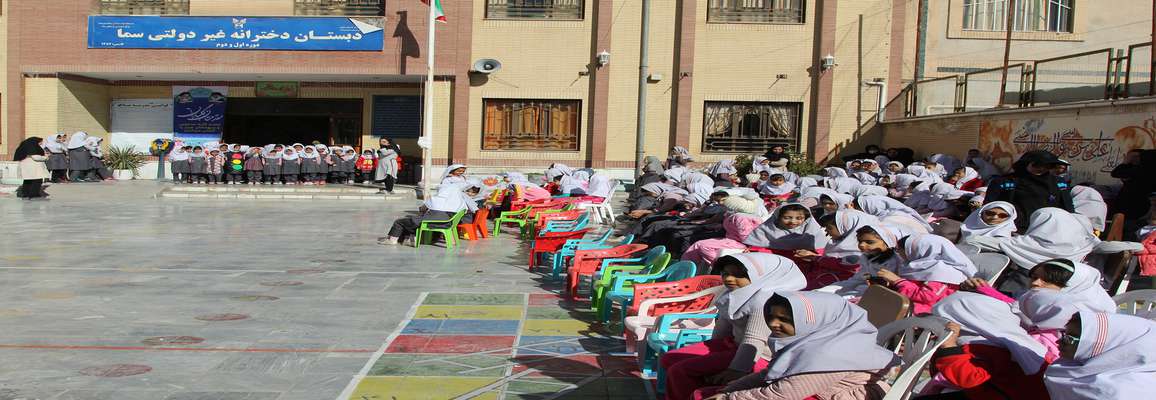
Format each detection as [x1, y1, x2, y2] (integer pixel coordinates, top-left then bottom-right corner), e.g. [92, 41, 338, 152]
[421, 0, 447, 23]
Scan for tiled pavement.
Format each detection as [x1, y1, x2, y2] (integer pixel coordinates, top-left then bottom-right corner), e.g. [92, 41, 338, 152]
[343, 293, 649, 400]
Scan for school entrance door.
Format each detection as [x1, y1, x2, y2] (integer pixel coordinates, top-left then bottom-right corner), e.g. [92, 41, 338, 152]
[223, 98, 362, 147]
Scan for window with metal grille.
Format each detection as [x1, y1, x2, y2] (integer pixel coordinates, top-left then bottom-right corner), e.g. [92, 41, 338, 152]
[483, 99, 581, 151]
[294, 0, 384, 16]
[702, 102, 802, 153]
[485, 0, 585, 20]
[98, 0, 189, 15]
[963, 0, 1074, 33]
[707, 0, 805, 24]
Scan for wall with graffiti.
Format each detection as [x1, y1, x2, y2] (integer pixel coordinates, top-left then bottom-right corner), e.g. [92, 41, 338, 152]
[979, 114, 1156, 185]
[880, 100, 1156, 186]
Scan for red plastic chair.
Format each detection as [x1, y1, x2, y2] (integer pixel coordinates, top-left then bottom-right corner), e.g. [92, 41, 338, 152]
[529, 229, 590, 270]
[457, 207, 491, 241]
[567, 244, 649, 298]
[624, 275, 725, 350]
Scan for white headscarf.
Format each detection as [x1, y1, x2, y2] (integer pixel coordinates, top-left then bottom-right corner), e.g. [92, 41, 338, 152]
[545, 163, 573, 181]
[66, 131, 89, 150]
[586, 174, 614, 198]
[960, 201, 1018, 240]
[757, 175, 796, 196]
[1044, 312, 1156, 400]
[926, 182, 970, 212]
[426, 182, 478, 213]
[1017, 271, 1116, 332]
[850, 185, 889, 198]
[851, 171, 878, 185]
[560, 170, 591, 195]
[280, 148, 299, 161]
[763, 292, 898, 381]
[824, 167, 849, 179]
[954, 167, 981, 189]
[300, 145, 319, 159]
[934, 292, 1048, 374]
[898, 233, 977, 284]
[169, 146, 189, 161]
[856, 195, 934, 232]
[1071, 186, 1108, 232]
[85, 137, 103, 156]
[744, 204, 830, 250]
[663, 165, 687, 183]
[45, 133, 66, 153]
[998, 208, 1100, 268]
[797, 177, 818, 191]
[706, 159, 738, 176]
[823, 210, 880, 260]
[682, 172, 715, 206]
[712, 253, 807, 320]
[442, 164, 467, 181]
[505, 172, 538, 188]
[824, 177, 863, 194]
[639, 182, 687, 198]
[929, 154, 963, 177]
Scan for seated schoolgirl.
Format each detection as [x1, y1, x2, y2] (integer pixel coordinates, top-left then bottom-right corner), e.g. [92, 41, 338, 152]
[559, 170, 590, 196]
[742, 204, 830, 256]
[503, 172, 551, 203]
[871, 233, 976, 314]
[682, 213, 764, 270]
[627, 182, 688, 219]
[853, 195, 933, 233]
[1043, 311, 1156, 400]
[703, 291, 896, 400]
[958, 201, 1017, 241]
[887, 173, 919, 199]
[579, 173, 614, 204]
[380, 182, 481, 246]
[963, 258, 1115, 313]
[817, 192, 854, 218]
[849, 184, 889, 198]
[948, 166, 984, 192]
[639, 191, 732, 256]
[441, 164, 468, 185]
[756, 173, 795, 202]
[662, 254, 807, 400]
[917, 292, 1053, 400]
[792, 210, 879, 289]
[970, 208, 1099, 292]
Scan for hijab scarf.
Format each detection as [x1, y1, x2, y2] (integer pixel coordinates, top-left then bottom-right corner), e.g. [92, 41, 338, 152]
[757, 177, 796, 196]
[852, 171, 878, 185]
[44, 134, 66, 153]
[301, 146, 319, 159]
[850, 185, 889, 198]
[66, 131, 89, 150]
[954, 167, 981, 189]
[640, 182, 687, 198]
[1017, 277, 1116, 332]
[682, 172, 716, 206]
[825, 177, 864, 194]
[898, 234, 977, 284]
[707, 159, 738, 176]
[13, 137, 45, 161]
[856, 195, 934, 232]
[1044, 312, 1156, 400]
[763, 292, 898, 381]
[824, 210, 880, 259]
[426, 182, 476, 213]
[933, 292, 1048, 374]
[960, 201, 1018, 239]
[1071, 186, 1108, 232]
[713, 253, 807, 320]
[643, 156, 665, 174]
[824, 167, 849, 179]
[744, 204, 830, 250]
[796, 177, 818, 191]
[998, 208, 1099, 268]
[929, 154, 963, 177]
[586, 174, 614, 198]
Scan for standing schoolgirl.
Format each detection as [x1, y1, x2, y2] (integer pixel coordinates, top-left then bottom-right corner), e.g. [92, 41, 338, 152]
[300, 145, 321, 185]
[280, 146, 302, 184]
[44, 133, 69, 183]
[355, 149, 376, 183]
[66, 132, 92, 182]
[206, 148, 225, 184]
[376, 138, 400, 193]
[262, 145, 282, 184]
[187, 146, 208, 183]
[169, 146, 190, 184]
[243, 146, 264, 185]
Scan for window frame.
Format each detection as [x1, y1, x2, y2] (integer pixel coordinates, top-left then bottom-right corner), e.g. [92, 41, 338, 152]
[293, 0, 385, 17]
[706, 0, 807, 25]
[481, 99, 583, 152]
[700, 101, 803, 154]
[484, 0, 586, 21]
[97, 0, 190, 16]
[961, 0, 1075, 34]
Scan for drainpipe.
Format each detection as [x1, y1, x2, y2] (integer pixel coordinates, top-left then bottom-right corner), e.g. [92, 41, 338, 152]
[634, 0, 651, 178]
[865, 80, 888, 122]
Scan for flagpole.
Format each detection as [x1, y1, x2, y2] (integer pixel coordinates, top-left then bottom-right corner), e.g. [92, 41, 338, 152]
[421, 1, 436, 202]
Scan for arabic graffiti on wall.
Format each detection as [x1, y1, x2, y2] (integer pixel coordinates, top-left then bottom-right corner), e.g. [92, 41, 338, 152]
[173, 86, 227, 146]
[978, 115, 1156, 184]
[87, 16, 384, 51]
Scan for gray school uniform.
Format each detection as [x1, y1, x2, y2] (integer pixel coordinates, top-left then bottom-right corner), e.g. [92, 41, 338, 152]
[67, 148, 90, 170]
[263, 155, 281, 175]
[317, 155, 331, 174]
[171, 158, 189, 174]
[47, 151, 68, 170]
[301, 157, 321, 174]
[188, 156, 208, 174]
[281, 158, 301, 175]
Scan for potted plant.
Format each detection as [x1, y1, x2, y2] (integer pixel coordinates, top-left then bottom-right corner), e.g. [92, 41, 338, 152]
[105, 145, 147, 180]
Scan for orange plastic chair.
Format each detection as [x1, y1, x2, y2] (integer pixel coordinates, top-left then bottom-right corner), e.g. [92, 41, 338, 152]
[457, 207, 491, 241]
[567, 244, 649, 298]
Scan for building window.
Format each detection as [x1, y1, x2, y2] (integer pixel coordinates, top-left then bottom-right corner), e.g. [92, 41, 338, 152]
[702, 102, 802, 153]
[98, 0, 189, 15]
[485, 0, 585, 20]
[963, 0, 1074, 33]
[483, 99, 581, 151]
[707, 0, 806, 24]
[295, 0, 384, 16]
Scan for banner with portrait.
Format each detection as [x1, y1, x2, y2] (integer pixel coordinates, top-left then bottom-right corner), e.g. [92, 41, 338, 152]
[173, 86, 227, 146]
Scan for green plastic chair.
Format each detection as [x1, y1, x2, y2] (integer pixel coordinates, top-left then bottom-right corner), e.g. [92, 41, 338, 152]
[416, 210, 468, 249]
[492, 207, 531, 237]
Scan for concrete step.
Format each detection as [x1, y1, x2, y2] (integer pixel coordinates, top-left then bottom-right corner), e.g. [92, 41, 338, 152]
[166, 184, 414, 195]
[157, 187, 410, 201]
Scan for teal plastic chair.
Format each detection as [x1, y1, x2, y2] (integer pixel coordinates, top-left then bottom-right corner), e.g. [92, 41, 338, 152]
[645, 312, 717, 385]
[416, 210, 468, 249]
[579, 246, 666, 299]
[598, 261, 698, 323]
[590, 252, 671, 308]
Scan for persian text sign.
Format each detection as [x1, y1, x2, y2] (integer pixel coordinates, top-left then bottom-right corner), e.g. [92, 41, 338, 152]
[978, 116, 1156, 185]
[173, 86, 227, 142]
[87, 16, 384, 51]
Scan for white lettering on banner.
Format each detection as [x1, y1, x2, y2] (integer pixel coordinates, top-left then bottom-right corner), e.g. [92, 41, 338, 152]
[979, 116, 1156, 185]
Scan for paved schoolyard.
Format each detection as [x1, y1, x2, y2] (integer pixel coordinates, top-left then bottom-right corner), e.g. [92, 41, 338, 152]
[0, 182, 644, 400]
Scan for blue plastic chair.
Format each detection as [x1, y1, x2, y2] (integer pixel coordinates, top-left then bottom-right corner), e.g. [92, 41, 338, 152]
[541, 212, 590, 235]
[550, 232, 635, 281]
[599, 261, 698, 324]
[577, 246, 666, 298]
[645, 312, 717, 385]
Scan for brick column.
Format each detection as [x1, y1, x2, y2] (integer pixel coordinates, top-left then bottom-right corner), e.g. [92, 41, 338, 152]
[450, 1, 474, 164]
[808, 0, 838, 163]
[670, 0, 697, 150]
[587, 0, 613, 168]
[886, 0, 908, 110]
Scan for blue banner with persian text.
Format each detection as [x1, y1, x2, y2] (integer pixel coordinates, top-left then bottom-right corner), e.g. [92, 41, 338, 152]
[87, 16, 384, 51]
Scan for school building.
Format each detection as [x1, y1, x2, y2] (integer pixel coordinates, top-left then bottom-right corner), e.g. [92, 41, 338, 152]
[1, 0, 1151, 177]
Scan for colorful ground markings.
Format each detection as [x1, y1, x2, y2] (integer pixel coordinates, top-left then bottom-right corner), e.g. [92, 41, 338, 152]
[343, 292, 648, 399]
